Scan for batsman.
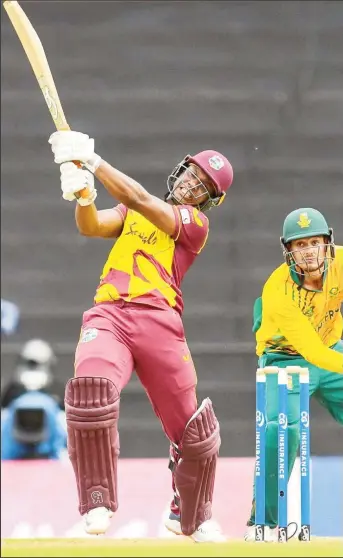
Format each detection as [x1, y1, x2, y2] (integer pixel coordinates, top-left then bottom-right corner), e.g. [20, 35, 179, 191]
[48, 130, 233, 542]
[245, 207, 343, 542]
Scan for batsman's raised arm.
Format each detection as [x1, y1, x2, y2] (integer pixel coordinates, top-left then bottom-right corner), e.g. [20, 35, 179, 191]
[94, 159, 177, 237]
[49, 130, 177, 237]
[57, 162, 124, 238]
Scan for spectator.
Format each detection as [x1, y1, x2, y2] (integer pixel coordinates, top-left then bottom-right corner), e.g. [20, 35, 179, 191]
[1, 338, 65, 410]
[1, 298, 20, 336]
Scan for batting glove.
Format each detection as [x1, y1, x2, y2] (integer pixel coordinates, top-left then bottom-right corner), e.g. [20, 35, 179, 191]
[49, 130, 102, 173]
[60, 162, 97, 206]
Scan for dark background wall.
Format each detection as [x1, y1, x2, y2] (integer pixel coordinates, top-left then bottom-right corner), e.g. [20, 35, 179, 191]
[1, 1, 342, 457]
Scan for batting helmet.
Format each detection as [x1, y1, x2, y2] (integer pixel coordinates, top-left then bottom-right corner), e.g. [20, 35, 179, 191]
[166, 150, 233, 211]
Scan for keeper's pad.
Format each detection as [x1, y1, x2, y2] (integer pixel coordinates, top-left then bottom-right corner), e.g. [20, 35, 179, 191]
[173, 398, 221, 536]
[65, 377, 120, 515]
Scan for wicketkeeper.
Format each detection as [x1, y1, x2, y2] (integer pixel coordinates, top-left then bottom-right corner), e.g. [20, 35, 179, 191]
[244, 207, 343, 542]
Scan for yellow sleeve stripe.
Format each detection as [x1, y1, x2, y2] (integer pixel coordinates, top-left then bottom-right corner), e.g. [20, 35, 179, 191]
[197, 226, 209, 254]
[172, 206, 182, 241]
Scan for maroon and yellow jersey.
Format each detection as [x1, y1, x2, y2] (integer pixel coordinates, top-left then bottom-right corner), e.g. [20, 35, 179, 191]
[94, 204, 209, 315]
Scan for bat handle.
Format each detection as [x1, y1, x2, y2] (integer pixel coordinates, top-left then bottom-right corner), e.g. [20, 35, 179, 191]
[72, 160, 90, 199]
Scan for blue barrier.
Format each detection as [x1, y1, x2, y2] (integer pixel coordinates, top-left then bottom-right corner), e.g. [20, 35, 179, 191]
[312, 456, 343, 537]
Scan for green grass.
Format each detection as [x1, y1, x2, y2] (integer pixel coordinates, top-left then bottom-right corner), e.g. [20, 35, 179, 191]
[1, 538, 342, 557]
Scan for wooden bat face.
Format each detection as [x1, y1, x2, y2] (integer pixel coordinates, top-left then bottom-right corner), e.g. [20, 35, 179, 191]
[3, 0, 69, 130]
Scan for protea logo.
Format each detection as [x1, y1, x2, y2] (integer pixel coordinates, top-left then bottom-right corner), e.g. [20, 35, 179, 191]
[208, 155, 224, 170]
[329, 287, 339, 297]
[304, 306, 314, 317]
[297, 212, 311, 228]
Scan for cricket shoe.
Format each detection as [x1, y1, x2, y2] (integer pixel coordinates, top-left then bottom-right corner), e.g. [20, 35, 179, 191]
[244, 522, 298, 542]
[83, 507, 113, 535]
[244, 524, 278, 542]
[165, 511, 226, 543]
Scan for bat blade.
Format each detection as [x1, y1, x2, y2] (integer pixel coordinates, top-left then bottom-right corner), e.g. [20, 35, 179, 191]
[3, 0, 90, 198]
[3, 0, 69, 130]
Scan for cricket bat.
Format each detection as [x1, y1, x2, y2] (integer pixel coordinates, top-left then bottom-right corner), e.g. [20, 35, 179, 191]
[3, 0, 89, 198]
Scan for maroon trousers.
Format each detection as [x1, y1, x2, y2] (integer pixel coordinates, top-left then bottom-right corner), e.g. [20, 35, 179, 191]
[74, 301, 198, 443]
